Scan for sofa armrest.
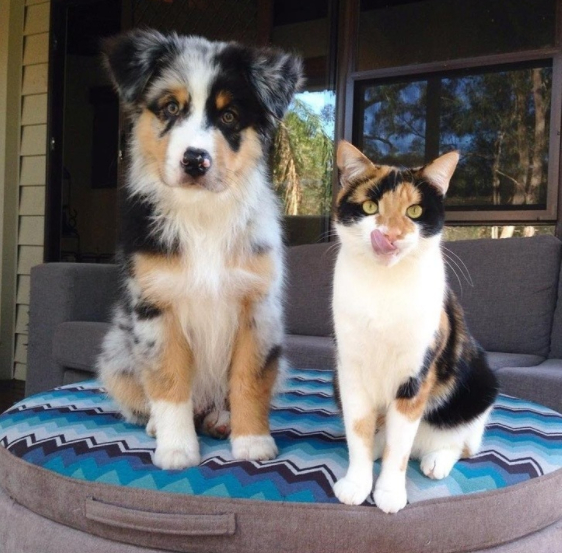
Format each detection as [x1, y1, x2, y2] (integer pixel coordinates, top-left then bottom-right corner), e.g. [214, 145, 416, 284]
[27, 263, 119, 396]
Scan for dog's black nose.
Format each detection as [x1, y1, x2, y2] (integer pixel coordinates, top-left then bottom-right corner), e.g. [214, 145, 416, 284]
[181, 148, 212, 177]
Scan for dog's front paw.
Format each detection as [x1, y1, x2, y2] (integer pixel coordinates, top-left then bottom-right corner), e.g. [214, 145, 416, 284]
[145, 416, 156, 437]
[153, 442, 200, 470]
[373, 485, 407, 514]
[333, 476, 372, 506]
[231, 435, 278, 461]
[201, 409, 231, 439]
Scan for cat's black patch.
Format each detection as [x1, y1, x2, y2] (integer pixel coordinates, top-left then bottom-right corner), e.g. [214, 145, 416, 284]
[396, 377, 420, 399]
[336, 170, 406, 226]
[424, 292, 499, 428]
[413, 181, 445, 238]
[134, 302, 162, 320]
[425, 347, 498, 428]
[336, 169, 445, 238]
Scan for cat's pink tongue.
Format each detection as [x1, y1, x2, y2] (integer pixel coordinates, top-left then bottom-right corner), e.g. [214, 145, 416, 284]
[371, 229, 397, 255]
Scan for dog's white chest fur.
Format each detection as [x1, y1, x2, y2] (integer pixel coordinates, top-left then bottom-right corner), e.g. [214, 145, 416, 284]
[333, 243, 445, 407]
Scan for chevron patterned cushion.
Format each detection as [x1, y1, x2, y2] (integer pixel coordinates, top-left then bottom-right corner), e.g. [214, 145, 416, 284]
[1, 367, 562, 506]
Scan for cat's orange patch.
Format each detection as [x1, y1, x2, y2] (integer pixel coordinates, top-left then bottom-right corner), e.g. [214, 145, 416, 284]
[396, 368, 436, 421]
[375, 182, 421, 239]
[353, 412, 376, 449]
[346, 167, 392, 204]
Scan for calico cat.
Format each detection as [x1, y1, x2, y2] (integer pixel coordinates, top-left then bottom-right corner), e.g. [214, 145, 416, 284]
[332, 141, 498, 513]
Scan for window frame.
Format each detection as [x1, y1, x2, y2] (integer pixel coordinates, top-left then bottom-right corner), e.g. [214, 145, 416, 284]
[335, 0, 562, 226]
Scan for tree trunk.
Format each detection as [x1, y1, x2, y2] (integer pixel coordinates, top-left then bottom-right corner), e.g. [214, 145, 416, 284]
[512, 75, 530, 205]
[526, 68, 547, 205]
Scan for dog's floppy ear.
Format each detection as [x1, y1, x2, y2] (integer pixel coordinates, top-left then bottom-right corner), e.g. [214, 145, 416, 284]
[102, 29, 179, 105]
[249, 48, 304, 120]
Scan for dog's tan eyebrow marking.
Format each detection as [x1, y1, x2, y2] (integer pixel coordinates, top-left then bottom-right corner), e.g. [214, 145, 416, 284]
[216, 90, 232, 110]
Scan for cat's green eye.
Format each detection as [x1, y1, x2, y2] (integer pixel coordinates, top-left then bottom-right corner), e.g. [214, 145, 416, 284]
[407, 204, 423, 219]
[362, 200, 378, 215]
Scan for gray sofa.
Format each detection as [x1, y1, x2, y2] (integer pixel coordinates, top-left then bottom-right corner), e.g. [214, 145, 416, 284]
[27, 235, 562, 413]
[2, 234, 562, 553]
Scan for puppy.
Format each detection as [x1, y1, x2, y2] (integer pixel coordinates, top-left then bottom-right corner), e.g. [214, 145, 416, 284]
[96, 30, 302, 470]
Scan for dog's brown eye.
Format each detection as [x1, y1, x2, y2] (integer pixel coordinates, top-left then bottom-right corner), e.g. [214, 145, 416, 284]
[221, 110, 237, 125]
[165, 101, 180, 116]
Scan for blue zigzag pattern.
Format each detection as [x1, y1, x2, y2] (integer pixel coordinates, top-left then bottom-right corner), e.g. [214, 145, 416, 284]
[1, 368, 562, 505]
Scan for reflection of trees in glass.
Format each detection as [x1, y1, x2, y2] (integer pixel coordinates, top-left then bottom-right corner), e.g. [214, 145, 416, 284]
[272, 98, 334, 215]
[362, 81, 427, 167]
[361, 66, 552, 209]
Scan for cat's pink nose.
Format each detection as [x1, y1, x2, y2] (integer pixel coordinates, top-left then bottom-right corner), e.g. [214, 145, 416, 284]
[371, 229, 398, 255]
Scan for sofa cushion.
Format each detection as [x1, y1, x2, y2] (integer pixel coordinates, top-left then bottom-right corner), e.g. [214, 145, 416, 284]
[2, 369, 562, 553]
[495, 359, 562, 413]
[285, 335, 335, 370]
[285, 243, 337, 337]
[550, 262, 562, 358]
[53, 321, 109, 373]
[445, 236, 561, 357]
[486, 352, 545, 371]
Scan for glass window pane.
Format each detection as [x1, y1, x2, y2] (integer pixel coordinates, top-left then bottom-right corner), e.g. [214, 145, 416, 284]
[356, 62, 553, 210]
[269, 0, 336, 241]
[358, 0, 556, 71]
[444, 225, 555, 241]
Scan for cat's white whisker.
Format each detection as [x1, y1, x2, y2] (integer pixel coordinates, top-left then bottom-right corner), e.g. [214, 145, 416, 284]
[443, 252, 465, 295]
[442, 246, 474, 286]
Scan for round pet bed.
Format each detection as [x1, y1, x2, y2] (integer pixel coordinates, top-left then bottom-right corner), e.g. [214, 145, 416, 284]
[1, 367, 561, 553]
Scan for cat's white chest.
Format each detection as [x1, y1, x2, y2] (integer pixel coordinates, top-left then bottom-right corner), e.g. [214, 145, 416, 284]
[333, 247, 445, 406]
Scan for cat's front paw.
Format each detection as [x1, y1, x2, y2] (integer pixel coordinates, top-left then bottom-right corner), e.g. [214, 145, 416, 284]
[373, 486, 407, 514]
[153, 442, 200, 470]
[420, 450, 458, 480]
[333, 476, 372, 506]
[231, 435, 278, 461]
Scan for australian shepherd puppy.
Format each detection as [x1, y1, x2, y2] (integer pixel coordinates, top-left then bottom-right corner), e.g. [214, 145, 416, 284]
[96, 30, 302, 470]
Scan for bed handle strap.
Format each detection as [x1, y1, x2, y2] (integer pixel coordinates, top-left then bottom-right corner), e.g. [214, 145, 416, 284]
[85, 497, 236, 536]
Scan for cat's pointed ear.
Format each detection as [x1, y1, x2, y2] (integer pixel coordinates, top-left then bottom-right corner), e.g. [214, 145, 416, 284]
[337, 141, 373, 186]
[421, 151, 460, 195]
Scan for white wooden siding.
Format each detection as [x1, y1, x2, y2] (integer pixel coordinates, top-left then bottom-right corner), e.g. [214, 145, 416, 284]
[23, 33, 49, 65]
[20, 156, 47, 185]
[21, 93, 47, 125]
[19, 185, 45, 215]
[16, 276, 31, 304]
[23, 3, 50, 36]
[22, 64, 48, 95]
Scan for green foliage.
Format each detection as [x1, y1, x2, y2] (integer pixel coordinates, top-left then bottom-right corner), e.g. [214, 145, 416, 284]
[272, 98, 334, 216]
